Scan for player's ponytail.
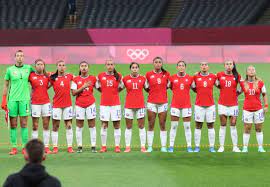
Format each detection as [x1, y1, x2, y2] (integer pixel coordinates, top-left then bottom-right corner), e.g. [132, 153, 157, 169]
[232, 61, 239, 83]
[50, 60, 64, 81]
[153, 56, 167, 74]
[113, 68, 120, 81]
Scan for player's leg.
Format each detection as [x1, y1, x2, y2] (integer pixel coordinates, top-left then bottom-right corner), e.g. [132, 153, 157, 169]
[75, 106, 85, 153]
[31, 104, 42, 139]
[137, 116, 146, 152]
[158, 108, 168, 152]
[99, 106, 109, 152]
[9, 117, 18, 155]
[63, 107, 74, 153]
[41, 103, 52, 153]
[194, 105, 205, 152]
[124, 108, 134, 152]
[51, 108, 61, 153]
[242, 110, 253, 152]
[218, 114, 227, 152]
[206, 105, 216, 152]
[147, 103, 157, 152]
[182, 108, 192, 152]
[18, 100, 30, 154]
[254, 109, 265, 152]
[230, 116, 240, 152]
[112, 105, 122, 153]
[85, 103, 97, 152]
[169, 108, 180, 152]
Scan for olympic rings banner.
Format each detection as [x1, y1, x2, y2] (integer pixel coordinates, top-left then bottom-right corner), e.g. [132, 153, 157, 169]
[0, 45, 270, 64]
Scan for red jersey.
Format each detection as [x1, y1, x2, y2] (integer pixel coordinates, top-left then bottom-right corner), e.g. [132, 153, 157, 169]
[169, 73, 193, 108]
[71, 75, 96, 108]
[145, 70, 170, 104]
[123, 75, 146, 108]
[217, 72, 241, 106]
[240, 80, 266, 111]
[29, 72, 50, 105]
[193, 73, 217, 107]
[50, 74, 73, 108]
[97, 72, 123, 106]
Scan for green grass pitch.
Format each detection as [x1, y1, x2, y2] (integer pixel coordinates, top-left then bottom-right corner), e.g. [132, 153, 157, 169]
[1, 63, 270, 187]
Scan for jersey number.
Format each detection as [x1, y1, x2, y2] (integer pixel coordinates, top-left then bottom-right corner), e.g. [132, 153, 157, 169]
[249, 89, 255, 95]
[157, 78, 161, 85]
[60, 81, 64, 87]
[225, 80, 231, 87]
[107, 80, 113, 87]
[132, 83, 138, 89]
[39, 80, 43, 86]
[203, 81, 207, 87]
[180, 83, 184, 90]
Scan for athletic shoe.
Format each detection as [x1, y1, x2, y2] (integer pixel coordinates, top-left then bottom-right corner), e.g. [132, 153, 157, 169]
[161, 147, 167, 152]
[124, 146, 131, 153]
[147, 146, 153, 153]
[217, 146, 224, 153]
[194, 146, 200, 152]
[52, 147, 58, 154]
[114, 146, 121, 153]
[209, 147, 216, 153]
[22, 148, 26, 155]
[187, 147, 193, 153]
[44, 147, 52, 154]
[168, 147, 174, 153]
[67, 147, 74, 153]
[242, 147, 248, 153]
[232, 146, 241, 152]
[9, 148, 18, 155]
[99, 146, 107, 153]
[91, 147, 97, 153]
[258, 147, 266, 153]
[141, 146, 146, 153]
[77, 146, 83, 153]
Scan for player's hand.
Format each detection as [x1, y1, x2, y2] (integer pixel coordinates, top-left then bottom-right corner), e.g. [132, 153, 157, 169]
[264, 107, 268, 114]
[194, 72, 199, 76]
[1, 95, 7, 110]
[83, 81, 91, 88]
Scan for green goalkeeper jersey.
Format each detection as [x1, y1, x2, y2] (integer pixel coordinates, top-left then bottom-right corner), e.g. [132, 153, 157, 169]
[4, 64, 34, 101]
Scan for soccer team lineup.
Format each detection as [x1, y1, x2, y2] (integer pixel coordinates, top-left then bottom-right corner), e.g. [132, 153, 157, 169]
[2, 50, 269, 155]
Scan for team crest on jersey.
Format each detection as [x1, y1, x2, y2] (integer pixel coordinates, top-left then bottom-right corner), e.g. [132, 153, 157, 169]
[78, 81, 82, 85]
[221, 77, 225, 80]
[127, 80, 132, 83]
[186, 79, 188, 82]
[233, 78, 235, 80]
[102, 77, 106, 80]
[13, 71, 17, 76]
[198, 78, 202, 81]
[209, 78, 212, 81]
[139, 80, 141, 83]
[55, 78, 58, 81]
[174, 79, 178, 83]
[33, 77, 37, 80]
[150, 75, 155, 79]
[65, 76, 67, 79]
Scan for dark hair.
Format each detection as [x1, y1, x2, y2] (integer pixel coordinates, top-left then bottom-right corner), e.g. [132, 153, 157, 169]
[113, 68, 120, 81]
[50, 60, 64, 81]
[79, 61, 89, 76]
[153, 56, 166, 74]
[177, 60, 186, 67]
[15, 50, 23, 56]
[25, 139, 44, 164]
[129, 62, 140, 69]
[231, 61, 239, 82]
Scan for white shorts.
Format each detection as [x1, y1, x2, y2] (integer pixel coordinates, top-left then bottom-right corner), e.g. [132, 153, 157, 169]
[75, 103, 96, 120]
[242, 109, 264, 124]
[100, 105, 121, 122]
[218, 105, 239, 117]
[31, 103, 52, 117]
[194, 105, 216, 123]
[124, 108, 145, 119]
[147, 103, 168, 114]
[171, 108, 192, 118]
[52, 106, 73, 120]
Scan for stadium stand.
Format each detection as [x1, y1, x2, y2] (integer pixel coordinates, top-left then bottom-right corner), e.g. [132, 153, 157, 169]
[78, 0, 168, 28]
[0, 0, 67, 29]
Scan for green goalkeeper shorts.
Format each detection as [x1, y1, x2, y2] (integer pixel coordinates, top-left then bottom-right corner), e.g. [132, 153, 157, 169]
[8, 100, 31, 117]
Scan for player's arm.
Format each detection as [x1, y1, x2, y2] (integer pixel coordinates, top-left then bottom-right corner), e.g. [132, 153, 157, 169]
[95, 77, 101, 92]
[191, 81, 196, 93]
[144, 79, 149, 92]
[1, 80, 9, 110]
[262, 85, 268, 113]
[118, 79, 125, 92]
[71, 81, 90, 96]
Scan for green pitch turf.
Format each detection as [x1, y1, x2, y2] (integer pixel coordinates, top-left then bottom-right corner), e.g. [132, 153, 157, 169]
[0, 63, 270, 187]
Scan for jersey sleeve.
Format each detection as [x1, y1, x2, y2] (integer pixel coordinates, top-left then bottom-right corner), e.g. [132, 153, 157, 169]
[118, 77, 124, 89]
[71, 81, 77, 90]
[261, 81, 267, 94]
[191, 76, 196, 88]
[95, 75, 101, 89]
[4, 68, 10, 80]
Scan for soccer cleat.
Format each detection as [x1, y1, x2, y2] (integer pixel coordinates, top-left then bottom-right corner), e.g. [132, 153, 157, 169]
[232, 146, 241, 153]
[9, 148, 18, 155]
[141, 146, 146, 153]
[99, 146, 107, 153]
[52, 147, 59, 154]
[22, 148, 26, 155]
[91, 147, 97, 153]
[168, 147, 174, 153]
[194, 146, 200, 152]
[161, 147, 167, 152]
[67, 147, 75, 153]
[209, 147, 216, 153]
[77, 146, 83, 153]
[44, 147, 52, 154]
[258, 147, 266, 153]
[114, 146, 121, 153]
[217, 146, 224, 153]
[124, 146, 131, 153]
[242, 147, 248, 153]
[147, 146, 153, 153]
[187, 147, 193, 153]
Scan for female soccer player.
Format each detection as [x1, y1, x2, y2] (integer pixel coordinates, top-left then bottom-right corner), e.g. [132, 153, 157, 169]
[96, 59, 124, 153]
[192, 61, 217, 153]
[145, 57, 170, 152]
[50, 60, 74, 154]
[216, 60, 241, 152]
[29, 59, 52, 154]
[168, 60, 193, 153]
[239, 65, 268, 152]
[123, 62, 147, 153]
[71, 61, 97, 153]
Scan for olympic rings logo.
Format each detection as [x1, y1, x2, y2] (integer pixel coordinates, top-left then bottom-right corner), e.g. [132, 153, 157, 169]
[126, 49, 149, 60]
